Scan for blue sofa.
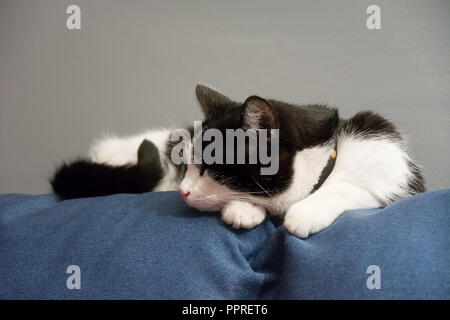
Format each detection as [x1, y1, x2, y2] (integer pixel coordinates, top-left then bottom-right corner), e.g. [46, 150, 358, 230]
[0, 190, 449, 299]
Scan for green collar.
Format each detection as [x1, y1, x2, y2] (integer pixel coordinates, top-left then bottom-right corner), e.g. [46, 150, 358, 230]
[310, 139, 337, 194]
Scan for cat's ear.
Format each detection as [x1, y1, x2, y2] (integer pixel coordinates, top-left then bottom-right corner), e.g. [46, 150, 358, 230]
[241, 96, 278, 130]
[195, 84, 233, 116]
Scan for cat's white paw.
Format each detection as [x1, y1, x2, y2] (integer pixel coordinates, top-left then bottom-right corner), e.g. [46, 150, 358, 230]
[221, 201, 266, 229]
[284, 198, 333, 238]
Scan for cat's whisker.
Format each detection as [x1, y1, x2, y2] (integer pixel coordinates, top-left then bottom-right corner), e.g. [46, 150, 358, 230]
[251, 176, 273, 198]
[205, 191, 269, 196]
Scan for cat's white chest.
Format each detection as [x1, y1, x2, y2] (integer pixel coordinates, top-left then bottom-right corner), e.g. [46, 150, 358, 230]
[268, 143, 334, 215]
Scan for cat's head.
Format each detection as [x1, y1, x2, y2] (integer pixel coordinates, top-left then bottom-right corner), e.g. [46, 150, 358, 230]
[174, 84, 292, 212]
[176, 84, 337, 212]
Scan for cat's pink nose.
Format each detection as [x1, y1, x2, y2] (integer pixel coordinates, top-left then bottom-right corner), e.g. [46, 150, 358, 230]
[179, 189, 190, 200]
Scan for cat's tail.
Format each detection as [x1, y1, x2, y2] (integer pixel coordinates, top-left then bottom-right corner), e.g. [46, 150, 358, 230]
[50, 139, 164, 200]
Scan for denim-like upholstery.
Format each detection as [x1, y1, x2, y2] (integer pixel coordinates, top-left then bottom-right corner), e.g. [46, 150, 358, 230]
[1, 190, 449, 299]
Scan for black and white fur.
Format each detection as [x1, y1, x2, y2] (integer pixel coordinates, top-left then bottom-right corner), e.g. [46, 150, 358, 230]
[51, 84, 424, 238]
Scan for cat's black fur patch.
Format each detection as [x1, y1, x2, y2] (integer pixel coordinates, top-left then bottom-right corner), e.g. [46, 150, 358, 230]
[268, 100, 339, 150]
[339, 111, 401, 140]
[51, 139, 163, 199]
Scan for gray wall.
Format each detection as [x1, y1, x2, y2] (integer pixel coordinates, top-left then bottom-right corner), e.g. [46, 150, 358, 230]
[0, 0, 449, 194]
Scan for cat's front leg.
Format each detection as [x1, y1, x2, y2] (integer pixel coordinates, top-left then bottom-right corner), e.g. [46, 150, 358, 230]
[221, 201, 266, 229]
[284, 196, 337, 239]
[284, 182, 381, 238]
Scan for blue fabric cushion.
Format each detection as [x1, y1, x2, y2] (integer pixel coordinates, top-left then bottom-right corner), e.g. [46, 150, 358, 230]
[0, 190, 449, 299]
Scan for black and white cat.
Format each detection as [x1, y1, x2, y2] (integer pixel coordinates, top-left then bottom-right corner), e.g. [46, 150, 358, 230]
[51, 84, 425, 238]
